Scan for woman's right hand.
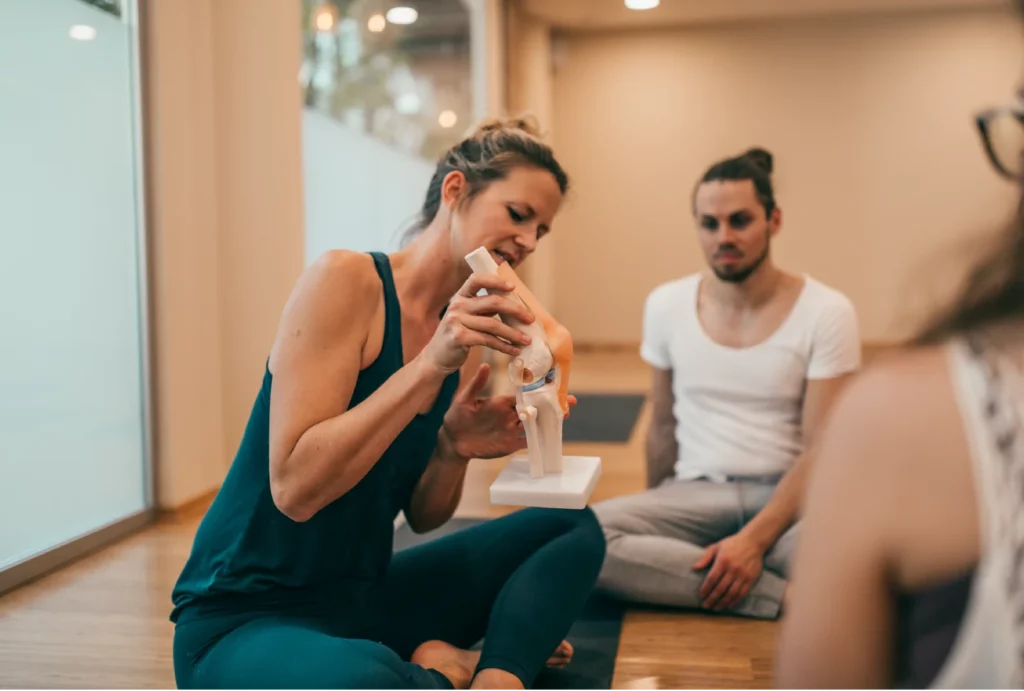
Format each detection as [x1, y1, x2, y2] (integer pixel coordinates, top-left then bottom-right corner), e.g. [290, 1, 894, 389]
[421, 273, 536, 374]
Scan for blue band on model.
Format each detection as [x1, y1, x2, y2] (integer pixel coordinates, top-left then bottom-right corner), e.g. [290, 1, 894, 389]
[521, 367, 557, 392]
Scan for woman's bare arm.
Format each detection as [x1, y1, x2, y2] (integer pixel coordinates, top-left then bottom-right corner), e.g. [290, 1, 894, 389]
[403, 426, 470, 534]
[267, 251, 534, 522]
[267, 251, 449, 522]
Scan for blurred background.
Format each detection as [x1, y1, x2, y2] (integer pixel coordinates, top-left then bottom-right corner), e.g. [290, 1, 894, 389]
[1, 0, 1021, 593]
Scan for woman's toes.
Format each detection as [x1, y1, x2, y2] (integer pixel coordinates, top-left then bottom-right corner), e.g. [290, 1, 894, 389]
[546, 640, 573, 668]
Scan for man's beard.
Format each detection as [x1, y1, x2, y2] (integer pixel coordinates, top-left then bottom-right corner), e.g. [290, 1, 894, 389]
[711, 238, 770, 284]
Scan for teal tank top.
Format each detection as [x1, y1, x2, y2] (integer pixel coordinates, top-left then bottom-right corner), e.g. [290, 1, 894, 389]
[170, 252, 460, 622]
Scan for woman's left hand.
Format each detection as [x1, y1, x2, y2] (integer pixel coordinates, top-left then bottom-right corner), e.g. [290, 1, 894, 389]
[441, 364, 577, 461]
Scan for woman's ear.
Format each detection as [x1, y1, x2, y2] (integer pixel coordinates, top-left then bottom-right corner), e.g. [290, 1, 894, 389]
[440, 170, 467, 210]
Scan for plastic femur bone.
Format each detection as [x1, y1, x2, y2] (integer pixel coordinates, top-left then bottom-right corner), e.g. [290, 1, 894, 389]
[495, 261, 573, 417]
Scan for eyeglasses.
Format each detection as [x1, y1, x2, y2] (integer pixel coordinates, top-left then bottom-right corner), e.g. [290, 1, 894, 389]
[976, 101, 1024, 180]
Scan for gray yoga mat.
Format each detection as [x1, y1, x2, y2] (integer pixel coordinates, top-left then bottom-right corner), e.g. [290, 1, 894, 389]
[394, 517, 625, 689]
[562, 393, 646, 443]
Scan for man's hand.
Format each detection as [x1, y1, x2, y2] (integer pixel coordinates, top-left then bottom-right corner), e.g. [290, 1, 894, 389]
[693, 532, 767, 611]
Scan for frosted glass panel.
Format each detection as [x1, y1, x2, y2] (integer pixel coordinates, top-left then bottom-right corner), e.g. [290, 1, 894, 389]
[0, 0, 148, 569]
[303, 110, 434, 261]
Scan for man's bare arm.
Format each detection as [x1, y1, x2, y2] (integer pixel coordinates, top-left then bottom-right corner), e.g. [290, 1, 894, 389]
[696, 373, 854, 610]
[740, 374, 852, 550]
[646, 367, 678, 489]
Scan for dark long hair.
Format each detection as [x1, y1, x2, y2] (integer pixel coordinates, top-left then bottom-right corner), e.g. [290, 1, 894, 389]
[914, 0, 1024, 343]
[916, 198, 1024, 343]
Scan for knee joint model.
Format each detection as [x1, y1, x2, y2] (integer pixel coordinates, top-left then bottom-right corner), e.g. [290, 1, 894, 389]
[465, 247, 601, 509]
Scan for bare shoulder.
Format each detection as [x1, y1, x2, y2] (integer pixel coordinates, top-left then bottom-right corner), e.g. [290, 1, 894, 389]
[810, 344, 963, 517]
[800, 273, 856, 313]
[270, 251, 383, 367]
[825, 346, 953, 443]
[303, 250, 381, 302]
[283, 250, 381, 318]
[814, 343, 980, 584]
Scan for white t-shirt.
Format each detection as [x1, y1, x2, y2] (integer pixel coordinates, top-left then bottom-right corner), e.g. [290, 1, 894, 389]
[641, 273, 861, 481]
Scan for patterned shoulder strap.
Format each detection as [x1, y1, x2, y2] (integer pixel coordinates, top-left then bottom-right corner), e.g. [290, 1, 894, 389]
[958, 333, 1024, 684]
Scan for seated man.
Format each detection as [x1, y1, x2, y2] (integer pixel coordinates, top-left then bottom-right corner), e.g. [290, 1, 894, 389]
[593, 148, 861, 620]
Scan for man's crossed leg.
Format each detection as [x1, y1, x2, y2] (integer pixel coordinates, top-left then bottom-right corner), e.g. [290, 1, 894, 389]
[594, 148, 861, 620]
[594, 478, 799, 620]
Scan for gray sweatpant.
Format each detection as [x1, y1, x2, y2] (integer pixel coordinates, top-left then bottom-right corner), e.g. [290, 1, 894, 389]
[592, 477, 799, 620]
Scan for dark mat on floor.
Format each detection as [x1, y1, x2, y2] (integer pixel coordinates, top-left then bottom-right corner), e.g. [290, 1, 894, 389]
[394, 518, 625, 689]
[562, 392, 646, 443]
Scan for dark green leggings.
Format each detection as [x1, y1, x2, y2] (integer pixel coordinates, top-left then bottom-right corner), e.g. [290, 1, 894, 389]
[173, 507, 606, 689]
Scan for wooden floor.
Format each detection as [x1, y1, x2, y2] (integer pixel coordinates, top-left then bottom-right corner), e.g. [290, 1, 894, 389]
[0, 351, 777, 689]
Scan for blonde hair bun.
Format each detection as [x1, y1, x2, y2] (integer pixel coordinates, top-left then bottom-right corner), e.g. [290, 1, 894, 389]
[468, 114, 544, 140]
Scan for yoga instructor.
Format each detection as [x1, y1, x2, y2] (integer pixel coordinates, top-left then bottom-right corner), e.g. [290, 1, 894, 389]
[170, 117, 606, 690]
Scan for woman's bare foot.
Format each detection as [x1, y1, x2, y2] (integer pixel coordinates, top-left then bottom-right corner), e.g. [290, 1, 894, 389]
[413, 638, 573, 689]
[472, 669, 524, 689]
[411, 640, 480, 690]
[546, 640, 574, 669]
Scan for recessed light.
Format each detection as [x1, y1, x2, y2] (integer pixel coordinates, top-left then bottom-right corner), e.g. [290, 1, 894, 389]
[314, 3, 338, 32]
[396, 92, 421, 115]
[438, 110, 458, 128]
[367, 14, 386, 32]
[625, 0, 659, 9]
[386, 6, 418, 25]
[69, 25, 96, 41]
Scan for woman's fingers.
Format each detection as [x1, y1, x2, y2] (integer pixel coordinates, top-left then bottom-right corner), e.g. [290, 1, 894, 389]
[457, 272, 513, 297]
[455, 274, 535, 324]
[462, 293, 534, 325]
[452, 328, 522, 357]
[458, 314, 532, 347]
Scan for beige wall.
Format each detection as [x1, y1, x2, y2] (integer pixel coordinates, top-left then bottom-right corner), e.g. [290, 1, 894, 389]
[507, 0, 558, 307]
[549, 7, 1022, 345]
[145, 0, 226, 509]
[211, 0, 306, 469]
[470, 0, 508, 120]
[146, 0, 305, 509]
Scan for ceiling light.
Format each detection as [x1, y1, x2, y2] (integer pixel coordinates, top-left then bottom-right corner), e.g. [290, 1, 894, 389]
[438, 110, 458, 129]
[367, 14, 386, 32]
[625, 0, 659, 9]
[396, 92, 421, 115]
[386, 6, 418, 25]
[314, 3, 338, 32]
[69, 24, 96, 41]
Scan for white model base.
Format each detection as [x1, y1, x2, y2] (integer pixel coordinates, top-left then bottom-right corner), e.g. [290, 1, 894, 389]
[489, 455, 602, 510]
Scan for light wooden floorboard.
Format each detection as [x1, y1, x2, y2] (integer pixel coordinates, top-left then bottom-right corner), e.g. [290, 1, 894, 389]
[0, 351, 779, 689]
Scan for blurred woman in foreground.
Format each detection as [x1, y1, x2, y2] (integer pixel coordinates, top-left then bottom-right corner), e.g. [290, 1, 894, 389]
[776, 3, 1024, 687]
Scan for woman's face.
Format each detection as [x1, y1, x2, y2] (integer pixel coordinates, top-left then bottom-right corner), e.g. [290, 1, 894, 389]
[446, 166, 564, 270]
